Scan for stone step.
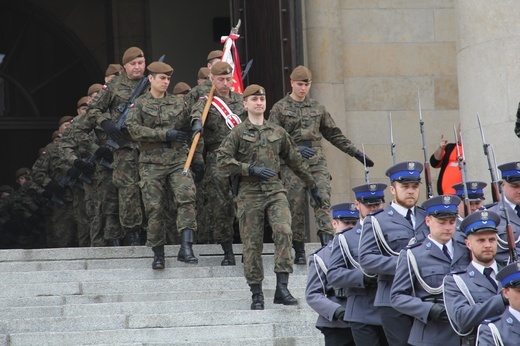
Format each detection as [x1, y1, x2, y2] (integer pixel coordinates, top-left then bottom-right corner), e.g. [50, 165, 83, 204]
[87, 337, 324, 346]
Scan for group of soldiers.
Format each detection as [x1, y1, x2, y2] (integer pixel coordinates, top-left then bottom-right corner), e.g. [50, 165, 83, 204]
[306, 159, 520, 345]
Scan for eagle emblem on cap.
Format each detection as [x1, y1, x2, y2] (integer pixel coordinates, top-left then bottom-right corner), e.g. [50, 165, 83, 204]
[349, 204, 357, 211]
[369, 184, 377, 191]
[480, 210, 489, 221]
[516, 162, 520, 170]
[517, 262, 520, 271]
[471, 182, 478, 189]
[443, 196, 451, 205]
[407, 162, 415, 170]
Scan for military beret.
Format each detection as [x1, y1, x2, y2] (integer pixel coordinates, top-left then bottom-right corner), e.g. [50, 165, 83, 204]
[460, 209, 500, 235]
[290, 65, 312, 81]
[51, 130, 61, 140]
[421, 195, 461, 218]
[15, 167, 31, 179]
[0, 185, 14, 194]
[147, 61, 173, 76]
[330, 202, 359, 221]
[173, 82, 191, 95]
[87, 83, 103, 96]
[452, 181, 487, 201]
[198, 67, 210, 79]
[243, 84, 266, 98]
[207, 50, 223, 62]
[211, 61, 233, 76]
[105, 63, 123, 77]
[122, 46, 144, 65]
[352, 183, 387, 205]
[385, 161, 423, 183]
[77, 96, 89, 108]
[498, 162, 520, 183]
[58, 115, 74, 126]
[496, 261, 520, 288]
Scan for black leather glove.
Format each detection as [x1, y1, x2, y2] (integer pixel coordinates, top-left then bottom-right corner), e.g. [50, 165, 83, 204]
[73, 159, 95, 176]
[191, 162, 205, 183]
[100, 120, 124, 141]
[333, 306, 345, 321]
[248, 165, 276, 180]
[166, 129, 189, 143]
[95, 146, 113, 163]
[310, 187, 324, 208]
[297, 146, 316, 159]
[191, 119, 203, 137]
[363, 275, 378, 287]
[428, 303, 448, 322]
[67, 167, 81, 179]
[43, 181, 65, 199]
[353, 150, 374, 167]
[501, 291, 510, 306]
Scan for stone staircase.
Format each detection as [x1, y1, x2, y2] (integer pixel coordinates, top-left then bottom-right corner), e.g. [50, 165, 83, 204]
[0, 243, 325, 345]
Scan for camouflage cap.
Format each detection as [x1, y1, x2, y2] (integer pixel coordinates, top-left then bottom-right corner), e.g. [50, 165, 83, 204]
[243, 84, 266, 98]
[207, 50, 223, 62]
[198, 67, 210, 79]
[58, 115, 74, 126]
[0, 185, 14, 194]
[15, 167, 31, 179]
[290, 65, 312, 82]
[105, 63, 123, 77]
[87, 83, 103, 96]
[173, 82, 191, 95]
[77, 96, 89, 108]
[211, 61, 233, 76]
[122, 47, 144, 65]
[147, 61, 173, 76]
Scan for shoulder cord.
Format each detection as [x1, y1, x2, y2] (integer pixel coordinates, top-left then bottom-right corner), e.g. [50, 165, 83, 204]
[313, 254, 328, 296]
[496, 235, 520, 248]
[406, 249, 443, 295]
[371, 215, 400, 256]
[339, 233, 377, 278]
[442, 275, 474, 337]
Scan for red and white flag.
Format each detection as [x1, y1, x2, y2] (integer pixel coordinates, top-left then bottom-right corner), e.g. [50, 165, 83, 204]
[220, 32, 243, 94]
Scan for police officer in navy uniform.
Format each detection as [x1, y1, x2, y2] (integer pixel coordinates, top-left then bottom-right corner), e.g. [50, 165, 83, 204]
[452, 181, 487, 216]
[443, 210, 507, 346]
[476, 261, 520, 346]
[305, 202, 358, 346]
[487, 162, 520, 266]
[328, 183, 388, 346]
[390, 195, 471, 346]
[359, 161, 429, 346]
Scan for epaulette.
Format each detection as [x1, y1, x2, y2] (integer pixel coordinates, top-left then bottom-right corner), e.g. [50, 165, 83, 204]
[337, 226, 353, 235]
[309, 245, 326, 257]
[482, 315, 501, 324]
[483, 202, 497, 209]
[416, 205, 425, 211]
[404, 242, 422, 250]
[369, 209, 384, 216]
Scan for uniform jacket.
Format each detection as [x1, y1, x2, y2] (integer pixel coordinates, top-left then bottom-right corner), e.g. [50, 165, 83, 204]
[390, 235, 471, 346]
[487, 202, 520, 266]
[305, 241, 350, 329]
[443, 262, 506, 335]
[327, 221, 382, 325]
[477, 309, 520, 346]
[358, 203, 429, 306]
[32, 143, 74, 202]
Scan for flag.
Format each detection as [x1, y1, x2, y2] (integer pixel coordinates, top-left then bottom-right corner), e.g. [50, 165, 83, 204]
[221, 32, 243, 94]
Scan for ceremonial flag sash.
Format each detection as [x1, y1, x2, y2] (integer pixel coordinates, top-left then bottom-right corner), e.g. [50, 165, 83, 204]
[211, 96, 242, 129]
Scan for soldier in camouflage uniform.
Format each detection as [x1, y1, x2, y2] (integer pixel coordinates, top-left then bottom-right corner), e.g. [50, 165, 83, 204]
[268, 65, 375, 264]
[217, 84, 323, 310]
[190, 61, 245, 265]
[127, 61, 198, 269]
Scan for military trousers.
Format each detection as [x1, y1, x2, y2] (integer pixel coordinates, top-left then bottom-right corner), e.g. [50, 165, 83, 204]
[72, 187, 89, 247]
[45, 200, 77, 248]
[139, 160, 197, 248]
[236, 182, 293, 284]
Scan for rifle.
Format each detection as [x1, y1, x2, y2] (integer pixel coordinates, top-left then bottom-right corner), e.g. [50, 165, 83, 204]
[476, 113, 501, 202]
[417, 90, 433, 199]
[454, 125, 471, 217]
[388, 112, 396, 165]
[242, 59, 253, 81]
[362, 143, 370, 183]
[492, 144, 518, 262]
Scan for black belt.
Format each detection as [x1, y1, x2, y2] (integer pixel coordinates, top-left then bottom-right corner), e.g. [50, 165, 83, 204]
[334, 287, 347, 299]
[421, 297, 444, 303]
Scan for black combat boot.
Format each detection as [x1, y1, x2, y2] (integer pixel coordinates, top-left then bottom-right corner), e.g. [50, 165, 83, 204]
[126, 230, 141, 246]
[293, 241, 306, 265]
[177, 229, 198, 264]
[250, 283, 264, 310]
[220, 242, 236, 266]
[108, 238, 123, 247]
[151, 245, 165, 270]
[319, 233, 333, 246]
[273, 273, 298, 305]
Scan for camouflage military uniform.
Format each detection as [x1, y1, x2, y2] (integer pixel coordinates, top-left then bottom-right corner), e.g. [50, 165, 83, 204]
[268, 95, 359, 241]
[216, 118, 317, 284]
[126, 91, 197, 247]
[191, 91, 245, 244]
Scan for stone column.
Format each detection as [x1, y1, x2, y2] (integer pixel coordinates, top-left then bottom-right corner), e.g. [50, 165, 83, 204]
[456, 0, 520, 184]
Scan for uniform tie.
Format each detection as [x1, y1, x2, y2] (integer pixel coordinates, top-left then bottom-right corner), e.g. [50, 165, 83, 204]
[442, 244, 451, 261]
[483, 267, 498, 291]
[405, 209, 413, 227]
[515, 205, 520, 219]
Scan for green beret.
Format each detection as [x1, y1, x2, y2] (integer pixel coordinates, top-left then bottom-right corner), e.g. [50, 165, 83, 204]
[173, 82, 191, 95]
[51, 130, 61, 140]
[290, 65, 312, 82]
[87, 83, 103, 96]
[15, 167, 31, 179]
[105, 63, 123, 77]
[147, 62, 173, 76]
[211, 61, 233, 76]
[243, 84, 266, 98]
[207, 50, 223, 62]
[122, 47, 144, 65]
[77, 96, 89, 108]
[58, 115, 74, 126]
[198, 67, 210, 79]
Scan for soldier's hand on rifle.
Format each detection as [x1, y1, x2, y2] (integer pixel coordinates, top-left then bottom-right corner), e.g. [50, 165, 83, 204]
[100, 120, 125, 141]
[67, 167, 81, 179]
[191, 162, 205, 183]
[95, 147, 113, 163]
[310, 187, 324, 208]
[74, 159, 95, 177]
[297, 146, 316, 159]
[248, 164, 276, 180]
[428, 303, 448, 322]
[166, 129, 189, 143]
[191, 119, 203, 138]
[332, 306, 345, 321]
[353, 150, 374, 167]
[42, 181, 65, 199]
